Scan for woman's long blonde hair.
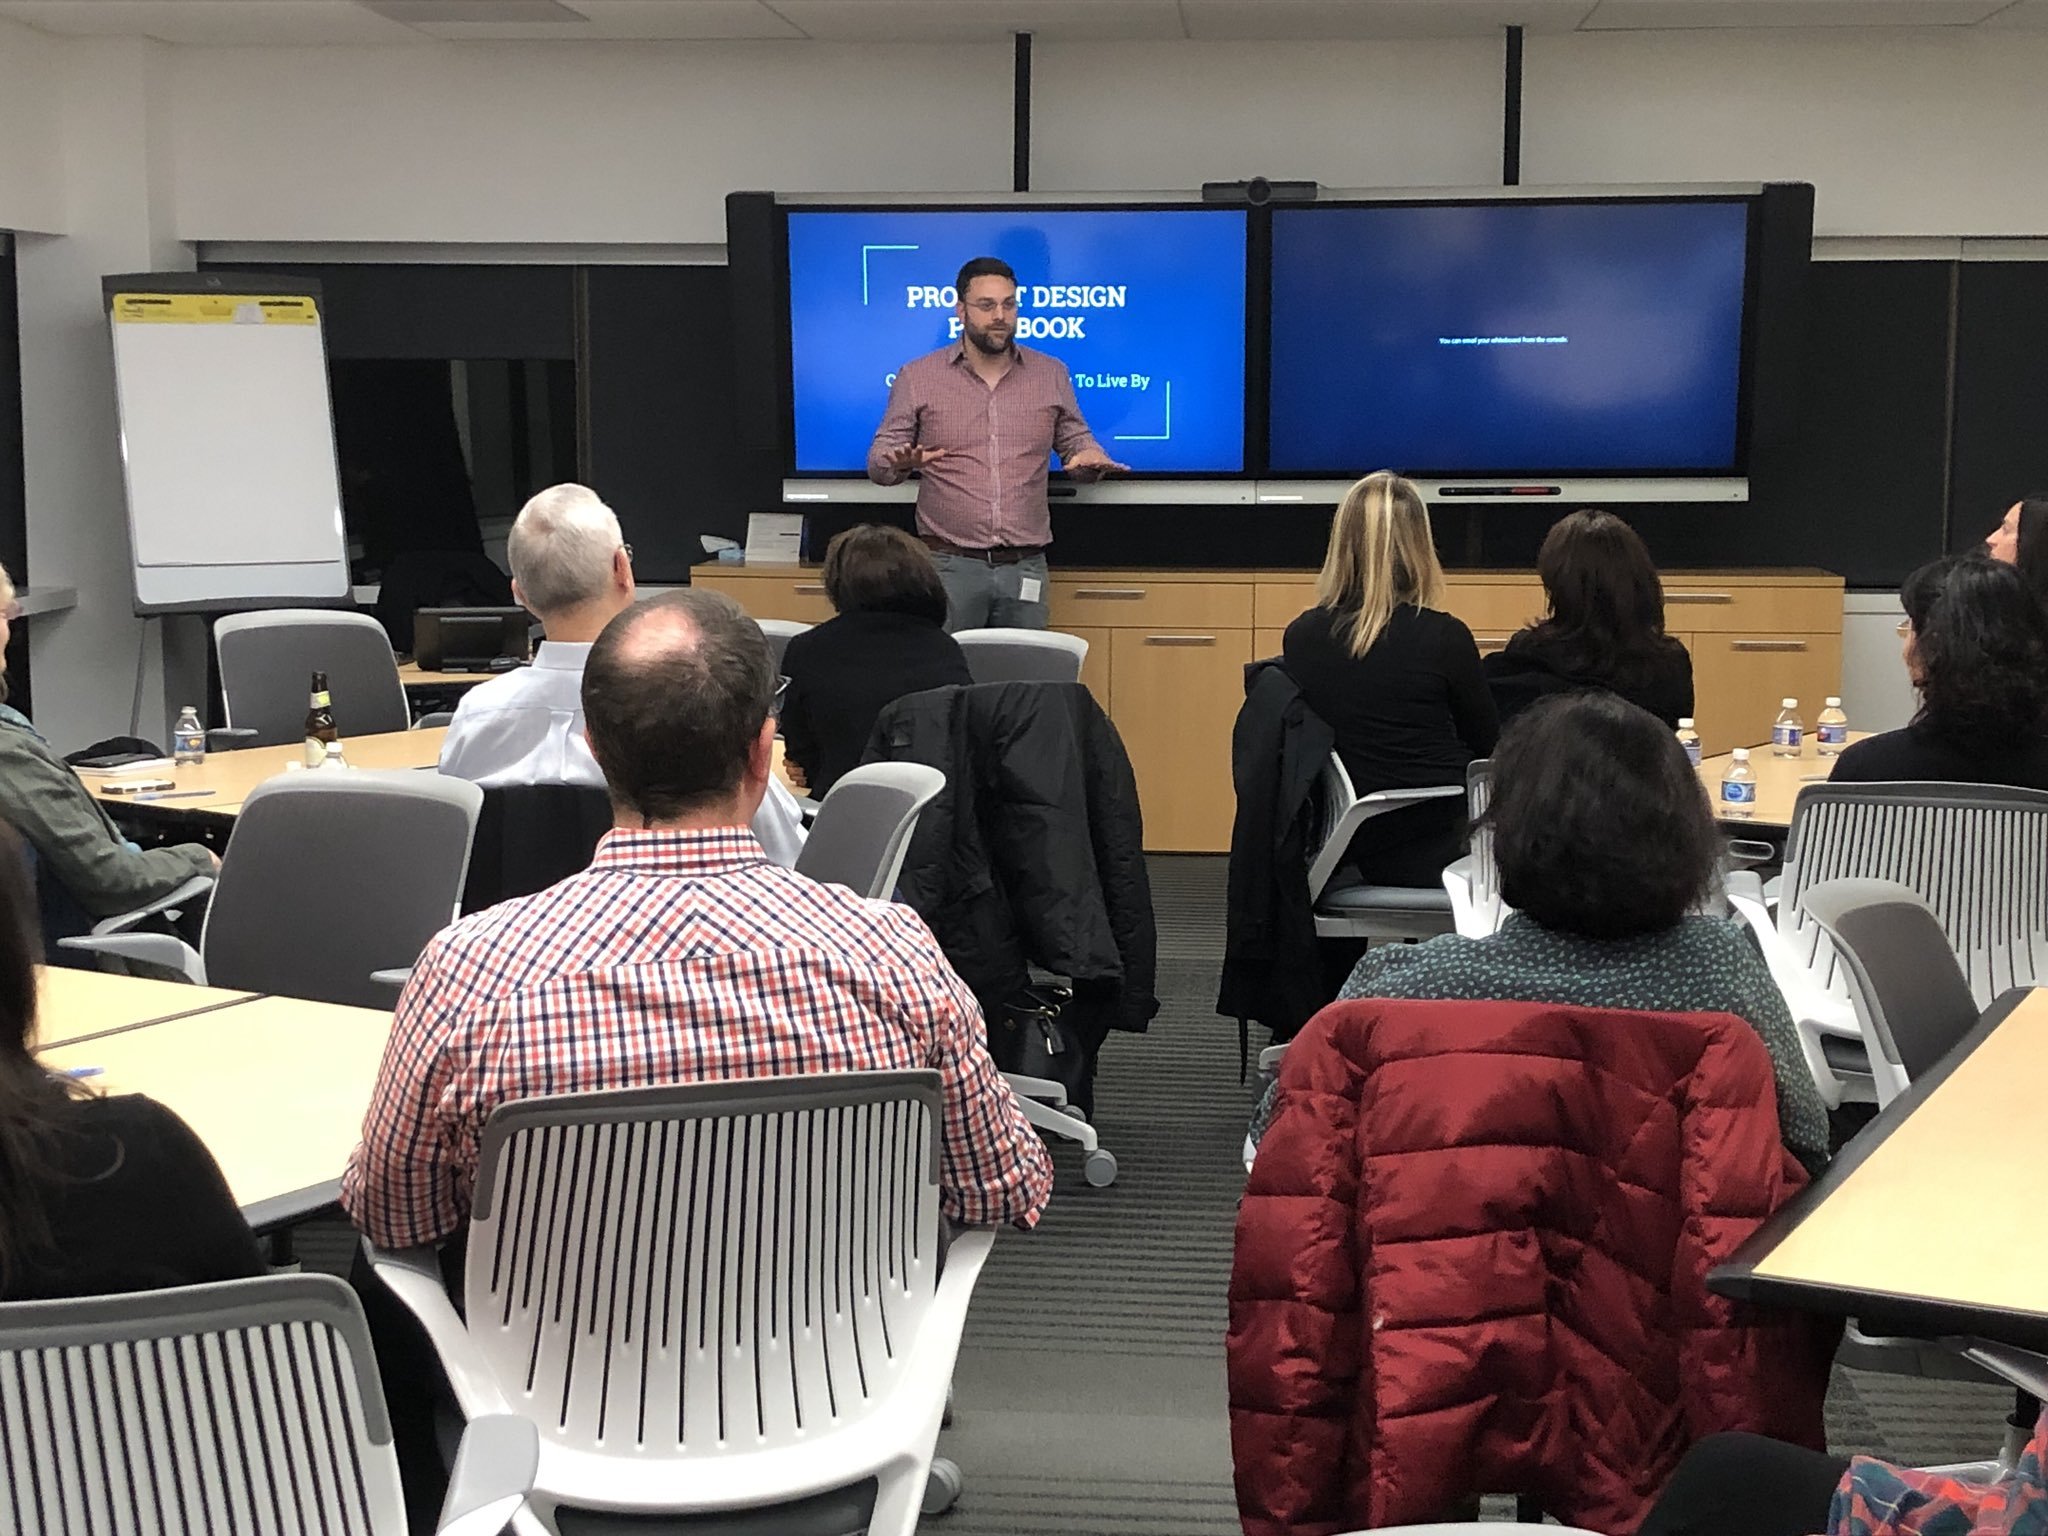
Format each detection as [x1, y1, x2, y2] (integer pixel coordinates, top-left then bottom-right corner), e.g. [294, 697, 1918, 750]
[1314, 471, 1446, 657]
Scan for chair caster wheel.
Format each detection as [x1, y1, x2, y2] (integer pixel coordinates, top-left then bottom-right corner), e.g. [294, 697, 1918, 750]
[1063, 1104, 1089, 1124]
[924, 1456, 963, 1515]
[1084, 1149, 1118, 1187]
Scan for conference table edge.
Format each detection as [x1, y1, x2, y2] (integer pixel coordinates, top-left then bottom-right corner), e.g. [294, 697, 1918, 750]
[1707, 987, 2048, 1350]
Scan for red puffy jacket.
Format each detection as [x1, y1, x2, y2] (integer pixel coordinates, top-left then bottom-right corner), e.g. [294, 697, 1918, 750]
[1228, 998, 1835, 1536]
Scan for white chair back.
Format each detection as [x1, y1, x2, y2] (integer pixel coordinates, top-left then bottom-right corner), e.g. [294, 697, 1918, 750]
[1778, 781, 2048, 1009]
[1306, 754, 1463, 943]
[215, 610, 410, 745]
[953, 628, 1088, 684]
[0, 1275, 408, 1535]
[795, 762, 945, 899]
[457, 1073, 971, 1531]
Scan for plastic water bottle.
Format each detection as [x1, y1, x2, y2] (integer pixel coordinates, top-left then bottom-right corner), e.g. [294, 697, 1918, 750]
[172, 706, 205, 766]
[1676, 717, 1702, 768]
[1770, 698, 1804, 758]
[320, 740, 349, 771]
[1816, 696, 1849, 756]
[1721, 747, 1757, 818]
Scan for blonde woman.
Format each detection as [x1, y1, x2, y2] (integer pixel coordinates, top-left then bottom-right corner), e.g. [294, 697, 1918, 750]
[1282, 471, 1497, 887]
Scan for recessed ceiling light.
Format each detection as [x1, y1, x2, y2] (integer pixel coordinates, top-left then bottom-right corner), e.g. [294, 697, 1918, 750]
[358, 1, 592, 26]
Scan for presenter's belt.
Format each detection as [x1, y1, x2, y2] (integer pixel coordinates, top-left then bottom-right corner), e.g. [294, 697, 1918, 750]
[920, 535, 1045, 566]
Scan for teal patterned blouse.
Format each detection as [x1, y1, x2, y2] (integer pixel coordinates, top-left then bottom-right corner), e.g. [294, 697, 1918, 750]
[1254, 913, 1831, 1170]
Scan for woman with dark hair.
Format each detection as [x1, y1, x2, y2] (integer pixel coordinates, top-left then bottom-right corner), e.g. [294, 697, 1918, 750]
[1484, 508, 1695, 728]
[779, 523, 973, 797]
[1985, 495, 2048, 609]
[1250, 691, 1829, 1171]
[1831, 554, 2048, 789]
[0, 823, 264, 1300]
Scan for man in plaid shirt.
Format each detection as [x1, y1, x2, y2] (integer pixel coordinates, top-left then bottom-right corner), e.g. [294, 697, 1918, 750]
[341, 587, 1053, 1252]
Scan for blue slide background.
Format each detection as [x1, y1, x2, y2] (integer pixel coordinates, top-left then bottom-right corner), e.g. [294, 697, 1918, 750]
[786, 209, 1247, 473]
[1268, 201, 1751, 474]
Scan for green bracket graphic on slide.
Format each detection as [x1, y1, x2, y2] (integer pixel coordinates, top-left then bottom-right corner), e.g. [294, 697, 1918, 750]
[1111, 381, 1173, 441]
[861, 245, 918, 305]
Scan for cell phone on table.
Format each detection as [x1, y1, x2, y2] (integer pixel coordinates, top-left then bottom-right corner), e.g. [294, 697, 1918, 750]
[102, 777, 177, 795]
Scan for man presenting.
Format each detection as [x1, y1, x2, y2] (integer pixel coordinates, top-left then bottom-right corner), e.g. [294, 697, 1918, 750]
[867, 256, 1126, 631]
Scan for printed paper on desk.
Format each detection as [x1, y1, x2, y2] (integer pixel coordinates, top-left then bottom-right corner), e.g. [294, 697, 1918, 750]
[745, 513, 804, 565]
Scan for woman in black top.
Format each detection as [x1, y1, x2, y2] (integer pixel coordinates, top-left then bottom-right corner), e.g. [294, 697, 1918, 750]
[1984, 494, 2048, 611]
[1484, 508, 1694, 729]
[1832, 555, 2048, 789]
[780, 523, 973, 797]
[0, 824, 265, 1301]
[1283, 471, 1497, 888]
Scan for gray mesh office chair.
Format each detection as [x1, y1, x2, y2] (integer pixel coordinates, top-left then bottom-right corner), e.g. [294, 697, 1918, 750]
[1800, 878, 1984, 1107]
[364, 1073, 991, 1536]
[795, 761, 945, 899]
[756, 617, 812, 674]
[216, 610, 411, 745]
[1309, 754, 1464, 942]
[953, 628, 1088, 684]
[62, 770, 483, 1007]
[1726, 781, 2048, 1105]
[0, 1273, 535, 1536]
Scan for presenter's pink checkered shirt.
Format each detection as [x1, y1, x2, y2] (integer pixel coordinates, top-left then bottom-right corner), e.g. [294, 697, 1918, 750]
[340, 827, 1053, 1247]
[866, 342, 1101, 549]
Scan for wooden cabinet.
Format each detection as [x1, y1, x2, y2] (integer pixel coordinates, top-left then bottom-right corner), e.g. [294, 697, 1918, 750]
[1684, 631, 1846, 758]
[692, 563, 1844, 853]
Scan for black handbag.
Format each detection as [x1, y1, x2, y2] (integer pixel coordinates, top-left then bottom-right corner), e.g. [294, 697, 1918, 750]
[987, 982, 1086, 1100]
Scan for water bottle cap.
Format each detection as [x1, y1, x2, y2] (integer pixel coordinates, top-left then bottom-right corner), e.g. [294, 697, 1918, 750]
[1781, 698, 1797, 708]
[1678, 718, 1694, 729]
[1825, 696, 1841, 707]
[1732, 747, 1749, 760]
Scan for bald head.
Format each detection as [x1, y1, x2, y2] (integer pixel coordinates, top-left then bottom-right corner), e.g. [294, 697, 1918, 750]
[581, 589, 776, 824]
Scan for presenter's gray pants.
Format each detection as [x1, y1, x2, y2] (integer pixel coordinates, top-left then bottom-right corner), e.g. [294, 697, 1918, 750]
[935, 551, 1050, 633]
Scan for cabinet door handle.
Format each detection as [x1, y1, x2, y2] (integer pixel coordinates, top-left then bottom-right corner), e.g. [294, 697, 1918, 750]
[1473, 635, 1512, 646]
[1071, 587, 1147, 599]
[1730, 639, 1809, 652]
[794, 584, 827, 596]
[1145, 634, 1216, 646]
[1667, 592, 1736, 605]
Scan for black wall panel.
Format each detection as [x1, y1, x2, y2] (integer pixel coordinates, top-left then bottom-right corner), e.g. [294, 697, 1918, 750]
[202, 262, 574, 360]
[1949, 263, 2048, 556]
[0, 237, 27, 715]
[584, 265, 780, 581]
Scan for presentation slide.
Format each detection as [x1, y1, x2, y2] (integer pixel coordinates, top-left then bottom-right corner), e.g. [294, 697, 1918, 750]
[786, 208, 1248, 473]
[1268, 200, 1751, 475]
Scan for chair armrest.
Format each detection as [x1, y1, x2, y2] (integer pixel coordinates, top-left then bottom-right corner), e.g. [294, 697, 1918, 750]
[1724, 869, 1765, 909]
[1256, 1044, 1288, 1074]
[369, 967, 412, 993]
[435, 1414, 538, 1536]
[362, 1240, 512, 1417]
[1948, 1341, 2048, 1400]
[56, 932, 204, 983]
[1360, 784, 1466, 809]
[1309, 783, 1466, 899]
[1004, 1072, 1067, 1108]
[91, 874, 214, 935]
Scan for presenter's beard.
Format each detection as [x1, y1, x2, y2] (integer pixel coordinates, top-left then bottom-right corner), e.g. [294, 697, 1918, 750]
[965, 323, 1012, 356]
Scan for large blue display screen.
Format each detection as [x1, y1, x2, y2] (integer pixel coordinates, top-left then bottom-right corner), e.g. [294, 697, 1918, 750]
[1268, 200, 1751, 475]
[786, 208, 1248, 473]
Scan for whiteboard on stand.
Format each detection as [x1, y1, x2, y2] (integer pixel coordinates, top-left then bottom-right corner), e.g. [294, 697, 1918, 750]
[105, 279, 351, 613]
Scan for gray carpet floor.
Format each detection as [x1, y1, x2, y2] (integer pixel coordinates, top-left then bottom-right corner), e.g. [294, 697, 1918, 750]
[296, 852, 2019, 1530]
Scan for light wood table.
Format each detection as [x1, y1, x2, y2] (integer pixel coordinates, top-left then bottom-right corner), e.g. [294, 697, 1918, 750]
[37, 992, 395, 1231]
[1712, 987, 2048, 1351]
[1696, 732, 1873, 828]
[88, 728, 449, 820]
[397, 660, 519, 694]
[34, 966, 259, 1049]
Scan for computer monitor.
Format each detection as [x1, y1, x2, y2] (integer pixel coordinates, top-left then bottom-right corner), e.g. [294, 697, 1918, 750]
[412, 607, 532, 672]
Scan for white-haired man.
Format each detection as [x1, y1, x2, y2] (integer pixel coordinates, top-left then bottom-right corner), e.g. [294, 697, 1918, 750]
[438, 484, 805, 864]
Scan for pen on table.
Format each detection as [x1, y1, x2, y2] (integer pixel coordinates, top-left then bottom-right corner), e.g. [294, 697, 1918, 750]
[63, 1066, 103, 1079]
[133, 788, 217, 803]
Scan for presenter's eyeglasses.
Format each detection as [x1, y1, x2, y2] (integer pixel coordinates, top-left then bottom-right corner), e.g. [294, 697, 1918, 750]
[964, 298, 1019, 316]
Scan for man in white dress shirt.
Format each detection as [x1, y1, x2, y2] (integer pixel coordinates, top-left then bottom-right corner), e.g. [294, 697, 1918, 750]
[438, 483, 806, 865]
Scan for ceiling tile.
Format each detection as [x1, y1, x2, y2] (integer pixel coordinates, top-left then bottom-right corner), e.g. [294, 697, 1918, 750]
[766, 1, 1187, 43]
[401, 1, 801, 38]
[0, 0, 424, 42]
[1581, 0, 2009, 28]
[1180, 1, 1594, 40]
